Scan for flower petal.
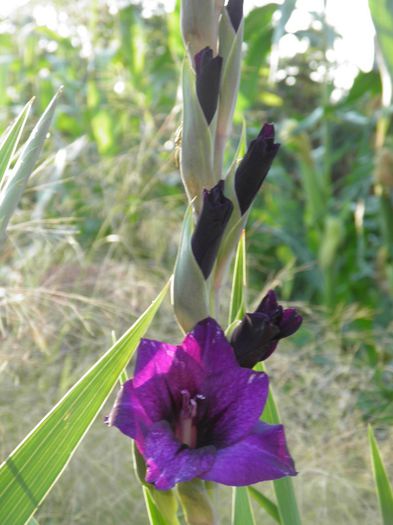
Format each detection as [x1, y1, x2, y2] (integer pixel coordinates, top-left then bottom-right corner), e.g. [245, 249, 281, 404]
[106, 379, 150, 443]
[200, 368, 269, 446]
[201, 421, 296, 486]
[183, 317, 238, 373]
[144, 421, 216, 490]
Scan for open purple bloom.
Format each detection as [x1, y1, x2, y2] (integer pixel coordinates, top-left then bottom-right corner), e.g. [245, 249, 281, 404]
[194, 47, 223, 125]
[227, 0, 244, 32]
[191, 180, 233, 279]
[107, 318, 296, 490]
[235, 123, 280, 215]
[231, 290, 303, 368]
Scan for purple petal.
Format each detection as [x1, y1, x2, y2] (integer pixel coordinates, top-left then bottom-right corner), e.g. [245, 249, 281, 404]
[106, 379, 151, 444]
[280, 309, 303, 337]
[201, 368, 269, 447]
[201, 421, 296, 486]
[144, 421, 216, 490]
[191, 180, 233, 279]
[257, 289, 279, 317]
[230, 312, 280, 368]
[184, 317, 239, 373]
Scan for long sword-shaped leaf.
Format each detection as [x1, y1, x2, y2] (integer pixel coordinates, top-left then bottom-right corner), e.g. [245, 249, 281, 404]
[256, 362, 302, 525]
[232, 487, 255, 525]
[228, 234, 255, 525]
[0, 280, 169, 525]
[248, 486, 280, 524]
[368, 425, 393, 525]
[0, 98, 34, 189]
[228, 229, 246, 325]
[0, 88, 61, 247]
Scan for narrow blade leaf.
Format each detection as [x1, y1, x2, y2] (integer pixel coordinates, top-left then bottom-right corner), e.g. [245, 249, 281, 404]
[0, 280, 169, 525]
[228, 229, 246, 324]
[248, 486, 280, 524]
[229, 234, 255, 524]
[0, 98, 34, 189]
[0, 88, 61, 246]
[368, 425, 393, 525]
[232, 486, 255, 525]
[256, 362, 302, 525]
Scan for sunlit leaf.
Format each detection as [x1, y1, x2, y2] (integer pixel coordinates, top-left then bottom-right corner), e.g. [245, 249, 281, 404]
[0, 280, 170, 525]
[0, 98, 33, 188]
[0, 89, 61, 247]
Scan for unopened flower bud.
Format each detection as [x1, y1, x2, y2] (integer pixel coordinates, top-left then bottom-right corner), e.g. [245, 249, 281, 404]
[226, 0, 244, 32]
[194, 47, 223, 125]
[231, 290, 302, 368]
[192, 180, 233, 278]
[234, 123, 280, 215]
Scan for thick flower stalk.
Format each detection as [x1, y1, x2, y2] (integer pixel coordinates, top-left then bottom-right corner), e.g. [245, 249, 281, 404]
[107, 318, 296, 490]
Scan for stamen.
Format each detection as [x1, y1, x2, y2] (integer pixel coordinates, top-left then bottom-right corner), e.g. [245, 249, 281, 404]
[175, 390, 203, 448]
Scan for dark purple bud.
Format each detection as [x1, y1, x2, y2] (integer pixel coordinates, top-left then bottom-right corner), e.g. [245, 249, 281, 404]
[191, 180, 233, 279]
[230, 290, 302, 368]
[194, 47, 223, 125]
[226, 0, 244, 32]
[234, 123, 280, 215]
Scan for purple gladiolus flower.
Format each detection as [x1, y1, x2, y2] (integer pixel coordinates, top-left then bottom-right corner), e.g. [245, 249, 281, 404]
[227, 0, 244, 32]
[235, 123, 280, 215]
[107, 318, 296, 490]
[191, 180, 233, 279]
[194, 47, 223, 125]
[231, 290, 303, 368]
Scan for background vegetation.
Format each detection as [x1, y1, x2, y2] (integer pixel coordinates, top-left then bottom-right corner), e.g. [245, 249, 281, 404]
[0, 0, 392, 523]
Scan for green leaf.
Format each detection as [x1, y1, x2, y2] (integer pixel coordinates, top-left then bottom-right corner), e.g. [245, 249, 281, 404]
[177, 480, 216, 525]
[0, 98, 33, 188]
[256, 363, 302, 525]
[248, 486, 280, 524]
[228, 229, 246, 324]
[368, 425, 393, 525]
[172, 204, 209, 332]
[143, 487, 175, 525]
[369, 0, 393, 85]
[232, 486, 255, 525]
[0, 280, 170, 525]
[0, 88, 61, 247]
[215, 11, 244, 178]
[181, 61, 215, 212]
[229, 234, 254, 525]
